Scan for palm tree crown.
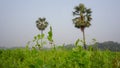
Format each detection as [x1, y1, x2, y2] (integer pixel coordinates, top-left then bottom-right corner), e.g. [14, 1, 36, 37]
[73, 3, 92, 31]
[36, 17, 48, 31]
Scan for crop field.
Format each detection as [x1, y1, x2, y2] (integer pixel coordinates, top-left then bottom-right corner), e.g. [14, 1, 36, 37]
[0, 46, 120, 68]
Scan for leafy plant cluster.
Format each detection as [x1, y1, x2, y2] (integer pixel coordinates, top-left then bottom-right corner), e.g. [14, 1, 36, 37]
[32, 26, 54, 50]
[0, 45, 120, 68]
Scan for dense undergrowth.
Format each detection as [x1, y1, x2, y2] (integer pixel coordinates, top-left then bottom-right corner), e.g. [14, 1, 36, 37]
[0, 46, 120, 68]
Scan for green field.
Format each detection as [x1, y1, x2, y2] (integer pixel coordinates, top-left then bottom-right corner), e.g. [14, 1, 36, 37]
[0, 46, 120, 68]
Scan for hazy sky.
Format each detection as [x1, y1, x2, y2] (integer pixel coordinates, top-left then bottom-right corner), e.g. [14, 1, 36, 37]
[0, 0, 120, 47]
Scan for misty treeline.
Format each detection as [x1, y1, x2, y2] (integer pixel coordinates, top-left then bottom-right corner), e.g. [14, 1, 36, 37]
[61, 41, 120, 52]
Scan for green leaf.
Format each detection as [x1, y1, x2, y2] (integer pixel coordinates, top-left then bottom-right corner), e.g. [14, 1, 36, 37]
[41, 34, 45, 39]
[29, 64, 35, 68]
[75, 39, 80, 46]
[37, 59, 43, 65]
[37, 34, 40, 40]
[47, 26, 53, 42]
[33, 36, 37, 42]
[34, 36, 37, 40]
[47, 37, 50, 41]
[47, 36, 53, 42]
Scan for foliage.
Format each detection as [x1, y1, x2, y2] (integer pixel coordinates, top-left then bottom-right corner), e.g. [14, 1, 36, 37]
[72, 3, 92, 29]
[47, 26, 54, 45]
[0, 38, 120, 68]
[0, 47, 120, 68]
[91, 41, 120, 51]
[32, 26, 55, 50]
[33, 34, 46, 50]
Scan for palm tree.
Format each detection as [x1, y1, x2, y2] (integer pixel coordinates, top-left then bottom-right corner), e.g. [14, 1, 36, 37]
[36, 17, 48, 47]
[72, 3, 92, 49]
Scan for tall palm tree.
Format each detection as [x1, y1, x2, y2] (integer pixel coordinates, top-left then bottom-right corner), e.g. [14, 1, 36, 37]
[36, 17, 48, 47]
[72, 3, 92, 49]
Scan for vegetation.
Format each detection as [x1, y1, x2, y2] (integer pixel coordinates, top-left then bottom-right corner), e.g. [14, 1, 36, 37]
[32, 34, 46, 50]
[93, 41, 120, 51]
[73, 3, 92, 49]
[56, 41, 120, 52]
[0, 43, 120, 68]
[47, 26, 54, 47]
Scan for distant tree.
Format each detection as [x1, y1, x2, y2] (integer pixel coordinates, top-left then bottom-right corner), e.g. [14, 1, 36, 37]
[72, 3, 92, 49]
[36, 17, 48, 47]
[94, 41, 120, 51]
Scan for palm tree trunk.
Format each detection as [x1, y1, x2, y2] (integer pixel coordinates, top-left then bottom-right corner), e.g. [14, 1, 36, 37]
[82, 29, 87, 49]
[41, 30, 43, 48]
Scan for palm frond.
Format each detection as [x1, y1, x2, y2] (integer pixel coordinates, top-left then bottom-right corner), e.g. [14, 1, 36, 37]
[72, 3, 92, 29]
